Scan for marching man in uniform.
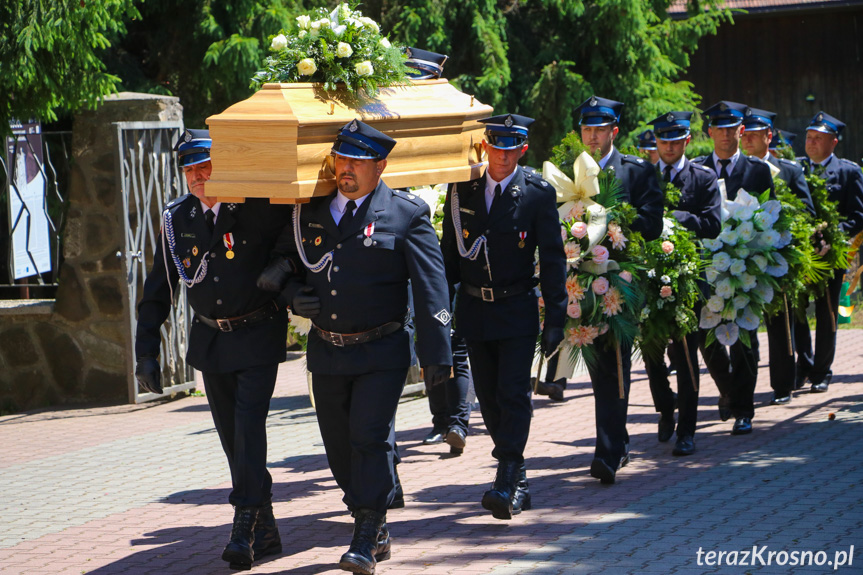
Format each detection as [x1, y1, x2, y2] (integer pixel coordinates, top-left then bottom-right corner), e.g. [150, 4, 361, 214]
[135, 129, 292, 570]
[278, 119, 452, 575]
[441, 114, 567, 519]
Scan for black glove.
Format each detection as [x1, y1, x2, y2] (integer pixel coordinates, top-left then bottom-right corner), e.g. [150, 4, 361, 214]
[423, 364, 451, 391]
[256, 258, 292, 292]
[292, 285, 321, 319]
[135, 357, 162, 394]
[540, 327, 564, 357]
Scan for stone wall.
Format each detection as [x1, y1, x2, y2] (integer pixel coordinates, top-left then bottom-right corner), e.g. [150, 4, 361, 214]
[0, 94, 183, 413]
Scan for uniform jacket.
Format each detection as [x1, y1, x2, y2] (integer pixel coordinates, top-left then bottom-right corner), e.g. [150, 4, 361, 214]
[283, 180, 452, 375]
[797, 155, 863, 237]
[667, 158, 722, 240]
[693, 153, 775, 200]
[440, 165, 567, 341]
[767, 155, 815, 216]
[136, 196, 291, 373]
[604, 148, 664, 241]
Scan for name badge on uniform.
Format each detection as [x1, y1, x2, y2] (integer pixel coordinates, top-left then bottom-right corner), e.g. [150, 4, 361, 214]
[223, 232, 235, 259]
[459, 207, 475, 215]
[308, 222, 324, 229]
[363, 222, 375, 247]
[518, 231, 527, 248]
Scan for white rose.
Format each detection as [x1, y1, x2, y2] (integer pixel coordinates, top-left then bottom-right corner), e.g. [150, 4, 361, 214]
[379, 37, 391, 49]
[336, 42, 353, 58]
[359, 16, 380, 33]
[296, 15, 311, 29]
[317, 18, 331, 29]
[297, 58, 317, 76]
[333, 24, 347, 36]
[355, 60, 374, 76]
[270, 34, 288, 51]
[298, 30, 307, 39]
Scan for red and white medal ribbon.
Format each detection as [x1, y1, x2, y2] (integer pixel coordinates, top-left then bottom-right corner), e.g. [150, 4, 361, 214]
[223, 232, 235, 259]
[363, 222, 375, 246]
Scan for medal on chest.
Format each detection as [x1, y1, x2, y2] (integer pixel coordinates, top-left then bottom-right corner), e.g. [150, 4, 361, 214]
[223, 232, 235, 259]
[518, 231, 527, 249]
[363, 222, 375, 247]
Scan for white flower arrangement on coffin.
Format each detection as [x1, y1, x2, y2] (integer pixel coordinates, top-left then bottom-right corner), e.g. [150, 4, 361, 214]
[252, 3, 410, 98]
[700, 190, 789, 347]
[408, 183, 448, 240]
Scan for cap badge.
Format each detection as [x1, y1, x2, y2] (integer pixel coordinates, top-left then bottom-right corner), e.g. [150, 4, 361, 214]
[667, 113, 674, 122]
[183, 131, 193, 142]
[719, 103, 727, 111]
[816, 113, 824, 122]
[504, 115, 513, 128]
[349, 120, 359, 132]
[590, 97, 597, 107]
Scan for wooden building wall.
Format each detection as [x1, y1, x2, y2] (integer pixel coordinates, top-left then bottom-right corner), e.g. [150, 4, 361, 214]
[682, 5, 863, 162]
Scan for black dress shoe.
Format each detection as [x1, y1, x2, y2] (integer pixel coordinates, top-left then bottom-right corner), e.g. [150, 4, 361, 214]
[811, 381, 829, 393]
[338, 509, 389, 574]
[422, 428, 445, 445]
[794, 375, 808, 390]
[657, 414, 675, 443]
[222, 506, 258, 570]
[511, 464, 532, 515]
[589, 457, 616, 485]
[731, 417, 753, 435]
[535, 379, 565, 401]
[718, 394, 732, 422]
[481, 460, 519, 520]
[445, 427, 467, 455]
[672, 435, 695, 456]
[770, 393, 791, 405]
[253, 501, 282, 558]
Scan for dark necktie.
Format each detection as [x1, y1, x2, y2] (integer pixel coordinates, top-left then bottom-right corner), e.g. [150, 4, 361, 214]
[339, 199, 357, 233]
[490, 183, 501, 211]
[663, 164, 673, 183]
[813, 162, 826, 177]
[205, 209, 215, 233]
[718, 159, 731, 180]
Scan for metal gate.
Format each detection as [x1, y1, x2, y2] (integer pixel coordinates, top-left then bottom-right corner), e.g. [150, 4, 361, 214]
[116, 121, 196, 403]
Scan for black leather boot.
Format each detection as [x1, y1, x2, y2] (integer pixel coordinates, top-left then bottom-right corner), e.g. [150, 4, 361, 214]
[389, 466, 405, 509]
[338, 509, 390, 574]
[481, 460, 520, 520]
[253, 500, 282, 558]
[511, 464, 532, 515]
[221, 506, 258, 570]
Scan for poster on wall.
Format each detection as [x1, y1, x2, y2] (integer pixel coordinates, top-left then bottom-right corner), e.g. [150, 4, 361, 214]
[6, 120, 51, 280]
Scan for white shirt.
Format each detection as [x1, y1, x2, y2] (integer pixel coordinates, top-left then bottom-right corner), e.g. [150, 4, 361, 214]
[330, 191, 371, 226]
[817, 153, 836, 169]
[598, 147, 615, 170]
[485, 167, 518, 212]
[658, 155, 686, 182]
[711, 149, 740, 178]
[202, 202, 222, 224]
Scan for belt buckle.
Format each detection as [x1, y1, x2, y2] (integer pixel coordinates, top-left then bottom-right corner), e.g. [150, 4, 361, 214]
[328, 332, 345, 347]
[216, 319, 233, 332]
[480, 287, 495, 302]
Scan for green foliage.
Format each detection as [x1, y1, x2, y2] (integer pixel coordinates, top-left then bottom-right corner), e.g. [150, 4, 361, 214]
[805, 173, 851, 297]
[638, 180, 704, 361]
[0, 0, 139, 136]
[251, 3, 410, 101]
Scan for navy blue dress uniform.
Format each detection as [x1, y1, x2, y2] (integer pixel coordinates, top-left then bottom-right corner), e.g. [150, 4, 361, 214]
[743, 108, 815, 405]
[135, 129, 291, 569]
[794, 112, 863, 393]
[693, 101, 775, 434]
[574, 96, 663, 482]
[441, 113, 567, 518]
[280, 120, 451, 571]
[424, 330, 473, 454]
[643, 112, 721, 456]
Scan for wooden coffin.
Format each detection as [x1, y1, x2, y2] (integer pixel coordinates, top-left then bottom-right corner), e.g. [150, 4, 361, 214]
[205, 80, 493, 203]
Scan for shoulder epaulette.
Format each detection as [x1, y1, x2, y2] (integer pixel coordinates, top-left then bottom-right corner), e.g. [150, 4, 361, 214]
[621, 154, 646, 166]
[692, 162, 713, 173]
[164, 193, 193, 212]
[691, 155, 708, 164]
[747, 155, 768, 165]
[778, 158, 799, 167]
[838, 157, 862, 170]
[393, 189, 425, 207]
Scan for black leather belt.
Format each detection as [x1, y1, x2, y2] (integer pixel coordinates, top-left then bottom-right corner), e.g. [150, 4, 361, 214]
[312, 317, 405, 347]
[197, 301, 279, 332]
[462, 279, 537, 302]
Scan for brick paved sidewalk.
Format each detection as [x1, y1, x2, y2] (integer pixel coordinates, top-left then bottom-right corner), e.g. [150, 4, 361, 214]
[1, 332, 862, 575]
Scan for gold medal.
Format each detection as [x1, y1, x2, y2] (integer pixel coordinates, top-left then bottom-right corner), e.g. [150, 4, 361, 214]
[518, 240, 525, 248]
[192, 246, 198, 256]
[226, 250, 235, 259]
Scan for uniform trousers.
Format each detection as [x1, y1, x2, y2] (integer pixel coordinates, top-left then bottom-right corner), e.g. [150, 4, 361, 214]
[794, 269, 845, 386]
[586, 341, 632, 469]
[203, 364, 279, 508]
[644, 329, 700, 438]
[699, 330, 759, 419]
[765, 309, 798, 396]
[427, 335, 471, 434]
[312, 368, 406, 514]
[465, 335, 535, 464]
